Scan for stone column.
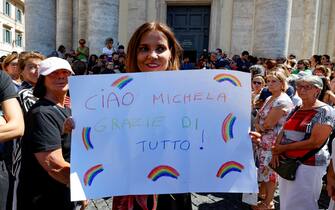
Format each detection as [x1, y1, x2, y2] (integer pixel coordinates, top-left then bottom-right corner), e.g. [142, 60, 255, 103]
[229, 0, 254, 56]
[288, 0, 319, 59]
[25, 0, 56, 55]
[253, 0, 292, 58]
[72, 0, 79, 50]
[156, 0, 167, 23]
[327, 0, 335, 59]
[146, 0, 157, 22]
[78, 0, 88, 43]
[209, 0, 234, 54]
[88, 0, 119, 55]
[118, 0, 128, 47]
[128, 0, 146, 39]
[316, 0, 329, 55]
[56, 0, 72, 51]
[302, 0, 319, 58]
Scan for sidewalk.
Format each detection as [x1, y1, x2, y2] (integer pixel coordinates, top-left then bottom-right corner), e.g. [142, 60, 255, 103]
[78, 187, 331, 210]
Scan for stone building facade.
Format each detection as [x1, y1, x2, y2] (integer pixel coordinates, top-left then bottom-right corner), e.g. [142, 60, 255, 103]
[25, 0, 335, 60]
[0, 0, 25, 56]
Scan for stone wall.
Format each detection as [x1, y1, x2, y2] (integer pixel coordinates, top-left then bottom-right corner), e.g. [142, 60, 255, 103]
[25, 0, 335, 60]
[230, 0, 254, 56]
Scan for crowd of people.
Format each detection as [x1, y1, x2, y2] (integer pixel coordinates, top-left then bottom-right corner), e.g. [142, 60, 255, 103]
[0, 21, 335, 210]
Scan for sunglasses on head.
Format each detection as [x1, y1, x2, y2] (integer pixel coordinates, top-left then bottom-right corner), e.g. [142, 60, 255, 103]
[253, 81, 262, 85]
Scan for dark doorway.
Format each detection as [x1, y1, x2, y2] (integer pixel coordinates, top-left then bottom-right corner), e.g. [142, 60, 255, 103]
[167, 6, 210, 63]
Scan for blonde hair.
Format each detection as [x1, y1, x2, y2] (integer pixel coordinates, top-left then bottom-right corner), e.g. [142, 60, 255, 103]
[315, 65, 331, 78]
[252, 75, 265, 85]
[266, 71, 288, 91]
[2, 54, 18, 70]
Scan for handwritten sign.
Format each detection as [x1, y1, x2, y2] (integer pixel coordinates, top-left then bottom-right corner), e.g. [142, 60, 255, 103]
[69, 70, 258, 201]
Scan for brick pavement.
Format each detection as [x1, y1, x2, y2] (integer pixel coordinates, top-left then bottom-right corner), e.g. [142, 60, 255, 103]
[77, 188, 331, 210]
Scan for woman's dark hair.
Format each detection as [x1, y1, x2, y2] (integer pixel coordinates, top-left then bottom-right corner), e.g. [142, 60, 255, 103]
[88, 54, 98, 62]
[57, 45, 65, 52]
[79, 38, 86, 44]
[312, 54, 321, 65]
[249, 56, 258, 65]
[323, 54, 330, 62]
[265, 59, 277, 70]
[33, 76, 46, 98]
[72, 60, 87, 75]
[105, 37, 114, 45]
[318, 77, 331, 101]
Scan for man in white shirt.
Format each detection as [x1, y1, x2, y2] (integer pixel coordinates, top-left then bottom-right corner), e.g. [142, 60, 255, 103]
[102, 37, 116, 56]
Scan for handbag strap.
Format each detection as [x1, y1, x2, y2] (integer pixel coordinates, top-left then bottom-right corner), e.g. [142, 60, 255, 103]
[285, 105, 327, 162]
[298, 139, 327, 163]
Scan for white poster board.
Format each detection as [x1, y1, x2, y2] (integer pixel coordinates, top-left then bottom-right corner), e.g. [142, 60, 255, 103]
[69, 70, 258, 201]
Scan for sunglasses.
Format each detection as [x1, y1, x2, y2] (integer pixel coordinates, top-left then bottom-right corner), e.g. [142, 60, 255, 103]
[253, 81, 262, 85]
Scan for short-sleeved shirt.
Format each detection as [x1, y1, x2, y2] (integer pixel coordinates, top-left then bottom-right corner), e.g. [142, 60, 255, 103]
[281, 105, 335, 166]
[76, 46, 89, 62]
[17, 98, 73, 210]
[0, 71, 17, 155]
[0, 70, 17, 103]
[102, 46, 116, 56]
[258, 93, 293, 150]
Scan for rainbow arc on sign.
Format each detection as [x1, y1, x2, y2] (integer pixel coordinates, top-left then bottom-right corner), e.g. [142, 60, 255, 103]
[216, 161, 244, 178]
[112, 75, 133, 89]
[84, 164, 104, 186]
[82, 127, 93, 150]
[147, 165, 180, 181]
[222, 113, 236, 142]
[214, 73, 242, 87]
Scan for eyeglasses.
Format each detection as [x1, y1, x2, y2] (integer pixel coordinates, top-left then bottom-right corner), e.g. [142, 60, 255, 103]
[253, 81, 262, 85]
[296, 84, 315, 90]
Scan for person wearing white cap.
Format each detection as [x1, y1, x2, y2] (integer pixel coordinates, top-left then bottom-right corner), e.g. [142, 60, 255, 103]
[16, 57, 77, 210]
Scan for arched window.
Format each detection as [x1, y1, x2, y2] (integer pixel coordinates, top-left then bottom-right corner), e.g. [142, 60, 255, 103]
[16, 9, 22, 23]
[4, 1, 11, 16]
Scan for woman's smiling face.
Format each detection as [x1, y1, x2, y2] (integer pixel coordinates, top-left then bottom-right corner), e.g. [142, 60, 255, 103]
[136, 30, 171, 72]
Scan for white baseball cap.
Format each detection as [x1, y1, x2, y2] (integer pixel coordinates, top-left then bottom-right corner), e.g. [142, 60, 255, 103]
[38, 57, 74, 76]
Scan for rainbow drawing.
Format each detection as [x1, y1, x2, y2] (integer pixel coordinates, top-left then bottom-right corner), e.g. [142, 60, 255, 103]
[222, 113, 236, 142]
[147, 165, 180, 181]
[112, 75, 133, 89]
[216, 161, 244, 178]
[214, 73, 242, 87]
[84, 164, 104, 186]
[82, 127, 94, 150]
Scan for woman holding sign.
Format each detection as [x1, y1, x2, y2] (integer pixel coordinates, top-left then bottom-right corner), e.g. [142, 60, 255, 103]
[111, 22, 191, 210]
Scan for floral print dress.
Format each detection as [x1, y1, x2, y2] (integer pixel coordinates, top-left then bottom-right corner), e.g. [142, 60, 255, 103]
[256, 93, 293, 182]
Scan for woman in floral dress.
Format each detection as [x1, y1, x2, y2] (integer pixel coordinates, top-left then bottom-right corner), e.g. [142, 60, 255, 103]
[252, 70, 293, 209]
